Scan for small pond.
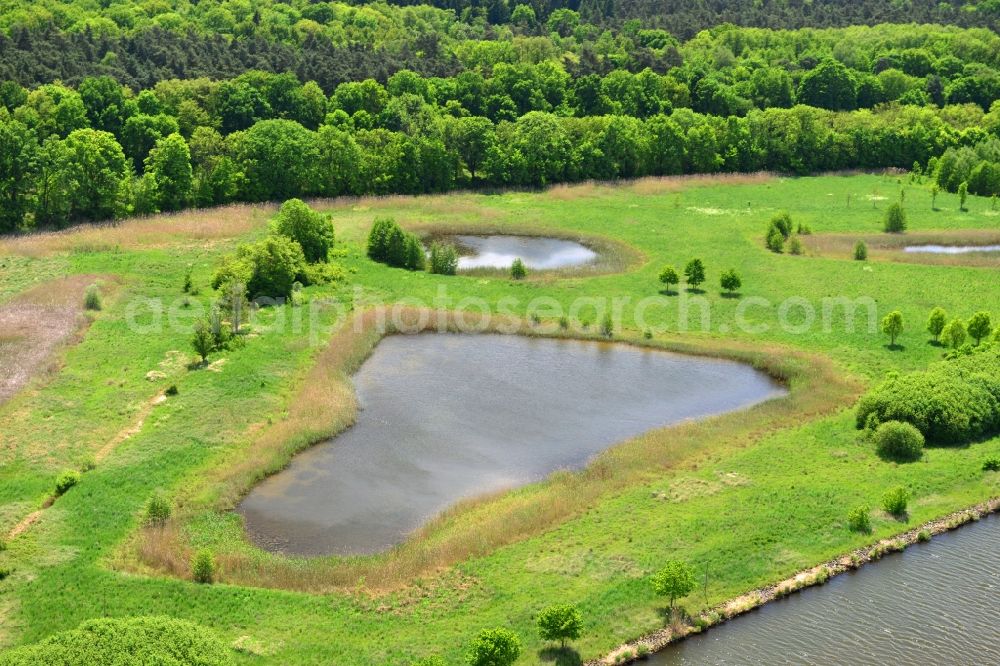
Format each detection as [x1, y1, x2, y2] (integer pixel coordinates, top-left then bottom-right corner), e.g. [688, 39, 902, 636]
[651, 514, 1000, 665]
[449, 234, 598, 270]
[904, 244, 1000, 254]
[239, 334, 785, 556]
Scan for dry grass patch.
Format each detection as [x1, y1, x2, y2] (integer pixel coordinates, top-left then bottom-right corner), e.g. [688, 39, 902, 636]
[627, 172, 774, 196]
[129, 307, 861, 594]
[0, 205, 270, 258]
[0, 275, 114, 406]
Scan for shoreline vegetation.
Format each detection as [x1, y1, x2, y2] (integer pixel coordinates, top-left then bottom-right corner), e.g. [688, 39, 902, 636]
[592, 494, 1000, 665]
[125, 306, 861, 592]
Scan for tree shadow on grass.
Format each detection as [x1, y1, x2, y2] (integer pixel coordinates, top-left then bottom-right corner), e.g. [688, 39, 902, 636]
[885, 343, 906, 352]
[538, 646, 582, 665]
[686, 287, 705, 295]
[720, 291, 741, 299]
[658, 288, 677, 296]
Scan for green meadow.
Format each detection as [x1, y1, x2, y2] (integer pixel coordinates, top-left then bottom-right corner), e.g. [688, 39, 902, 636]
[1, 173, 999, 664]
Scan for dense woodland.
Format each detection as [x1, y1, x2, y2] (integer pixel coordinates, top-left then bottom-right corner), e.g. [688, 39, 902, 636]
[3, 9, 1000, 231]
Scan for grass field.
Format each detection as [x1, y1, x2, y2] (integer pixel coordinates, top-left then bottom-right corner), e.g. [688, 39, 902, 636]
[1, 173, 998, 664]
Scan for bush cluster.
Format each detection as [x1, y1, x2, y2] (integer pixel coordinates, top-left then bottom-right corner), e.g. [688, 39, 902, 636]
[368, 217, 426, 271]
[0, 616, 231, 666]
[213, 199, 342, 301]
[856, 348, 1000, 445]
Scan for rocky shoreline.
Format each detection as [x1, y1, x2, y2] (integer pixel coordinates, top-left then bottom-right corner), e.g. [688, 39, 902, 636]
[592, 495, 1000, 665]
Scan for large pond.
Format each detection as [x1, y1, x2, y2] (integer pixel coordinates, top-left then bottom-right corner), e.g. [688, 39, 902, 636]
[239, 334, 784, 556]
[652, 514, 1000, 665]
[904, 244, 1000, 254]
[450, 234, 598, 270]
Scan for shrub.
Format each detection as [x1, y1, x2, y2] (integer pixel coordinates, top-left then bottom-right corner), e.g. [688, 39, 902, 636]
[191, 319, 214, 364]
[54, 470, 81, 496]
[881, 486, 910, 516]
[466, 628, 520, 666]
[883, 202, 907, 232]
[143, 491, 171, 526]
[939, 318, 966, 349]
[510, 258, 526, 280]
[404, 234, 426, 271]
[872, 420, 925, 462]
[0, 616, 231, 666]
[683, 258, 705, 289]
[770, 211, 793, 238]
[536, 604, 583, 647]
[848, 505, 871, 533]
[658, 265, 679, 291]
[796, 222, 812, 235]
[182, 269, 192, 293]
[853, 240, 868, 260]
[958, 180, 968, 210]
[191, 549, 216, 584]
[428, 242, 459, 275]
[788, 236, 804, 255]
[983, 457, 1000, 472]
[651, 560, 697, 608]
[366, 217, 395, 262]
[164, 384, 178, 396]
[967, 311, 992, 345]
[765, 225, 785, 253]
[83, 284, 101, 311]
[0, 566, 10, 581]
[917, 529, 931, 542]
[720, 269, 741, 294]
[927, 307, 947, 339]
[273, 198, 334, 263]
[601, 313, 614, 338]
[880, 310, 903, 347]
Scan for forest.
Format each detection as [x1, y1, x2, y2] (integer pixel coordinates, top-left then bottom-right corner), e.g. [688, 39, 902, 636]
[2, 13, 1000, 231]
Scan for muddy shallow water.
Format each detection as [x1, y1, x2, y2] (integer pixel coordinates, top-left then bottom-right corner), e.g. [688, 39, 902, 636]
[652, 514, 1000, 665]
[450, 234, 599, 270]
[903, 244, 1000, 254]
[239, 334, 785, 556]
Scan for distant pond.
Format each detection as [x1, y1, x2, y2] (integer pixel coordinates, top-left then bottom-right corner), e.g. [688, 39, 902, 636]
[239, 334, 784, 556]
[904, 244, 1000, 254]
[448, 234, 599, 270]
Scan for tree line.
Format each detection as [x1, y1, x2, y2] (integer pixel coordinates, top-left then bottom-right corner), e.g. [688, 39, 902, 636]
[2, 71, 999, 231]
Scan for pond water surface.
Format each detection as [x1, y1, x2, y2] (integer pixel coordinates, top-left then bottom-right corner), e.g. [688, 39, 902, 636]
[652, 514, 1000, 665]
[904, 244, 1000, 254]
[239, 334, 784, 556]
[451, 234, 598, 270]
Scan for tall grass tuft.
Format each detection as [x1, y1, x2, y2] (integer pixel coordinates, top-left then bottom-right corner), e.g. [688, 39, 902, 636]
[83, 284, 102, 311]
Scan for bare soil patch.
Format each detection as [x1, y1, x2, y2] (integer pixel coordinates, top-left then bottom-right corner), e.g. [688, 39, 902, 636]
[0, 275, 108, 405]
